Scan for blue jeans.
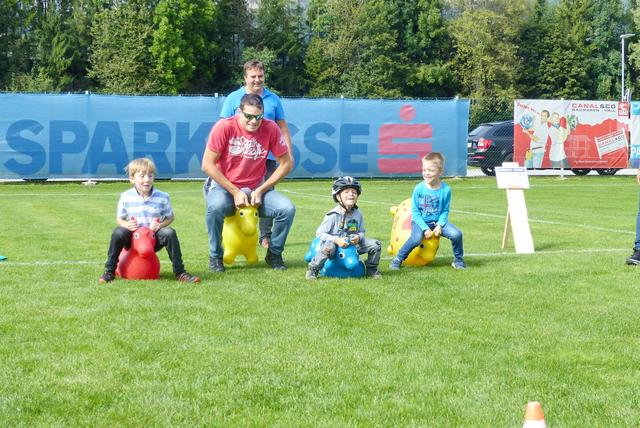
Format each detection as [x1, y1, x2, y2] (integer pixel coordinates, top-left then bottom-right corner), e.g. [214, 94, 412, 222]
[635, 198, 640, 250]
[205, 185, 295, 259]
[259, 159, 278, 241]
[396, 221, 464, 262]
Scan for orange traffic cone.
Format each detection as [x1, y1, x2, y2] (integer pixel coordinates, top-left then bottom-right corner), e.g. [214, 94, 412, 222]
[523, 401, 546, 428]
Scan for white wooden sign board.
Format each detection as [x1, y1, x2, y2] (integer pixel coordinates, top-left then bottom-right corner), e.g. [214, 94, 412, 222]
[495, 163, 534, 254]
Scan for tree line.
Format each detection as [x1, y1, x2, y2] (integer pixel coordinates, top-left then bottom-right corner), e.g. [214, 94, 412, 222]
[1, 0, 639, 110]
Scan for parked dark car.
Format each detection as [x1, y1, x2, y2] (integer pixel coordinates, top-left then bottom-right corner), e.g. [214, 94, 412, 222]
[467, 120, 514, 176]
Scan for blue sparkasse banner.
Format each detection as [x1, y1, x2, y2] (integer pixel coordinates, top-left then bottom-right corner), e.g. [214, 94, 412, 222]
[0, 93, 469, 179]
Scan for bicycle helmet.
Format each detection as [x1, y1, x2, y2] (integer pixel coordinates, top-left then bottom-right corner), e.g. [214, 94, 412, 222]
[332, 176, 362, 202]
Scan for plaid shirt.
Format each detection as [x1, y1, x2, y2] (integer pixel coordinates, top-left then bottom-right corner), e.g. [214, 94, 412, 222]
[116, 187, 173, 227]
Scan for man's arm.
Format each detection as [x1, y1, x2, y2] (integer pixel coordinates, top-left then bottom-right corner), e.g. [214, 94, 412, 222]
[276, 119, 294, 162]
[251, 151, 293, 205]
[201, 147, 249, 207]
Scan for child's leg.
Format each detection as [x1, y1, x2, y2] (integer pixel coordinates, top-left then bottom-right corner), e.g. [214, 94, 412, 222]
[396, 222, 424, 262]
[104, 226, 131, 272]
[309, 240, 336, 271]
[156, 227, 185, 275]
[358, 238, 381, 271]
[441, 222, 464, 261]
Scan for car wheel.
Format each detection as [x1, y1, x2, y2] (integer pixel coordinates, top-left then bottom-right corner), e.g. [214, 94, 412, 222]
[571, 168, 591, 176]
[596, 168, 619, 176]
[480, 166, 496, 176]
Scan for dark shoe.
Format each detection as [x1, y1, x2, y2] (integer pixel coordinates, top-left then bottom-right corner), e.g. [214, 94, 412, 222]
[265, 250, 287, 270]
[209, 257, 225, 273]
[176, 272, 201, 283]
[389, 257, 402, 271]
[305, 266, 319, 280]
[366, 268, 382, 279]
[626, 249, 640, 265]
[99, 270, 115, 283]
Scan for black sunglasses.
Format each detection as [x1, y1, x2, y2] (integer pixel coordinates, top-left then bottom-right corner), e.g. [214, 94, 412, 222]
[241, 111, 264, 122]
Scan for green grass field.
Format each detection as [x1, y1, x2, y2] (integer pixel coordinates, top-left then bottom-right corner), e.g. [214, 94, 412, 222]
[2, 176, 640, 427]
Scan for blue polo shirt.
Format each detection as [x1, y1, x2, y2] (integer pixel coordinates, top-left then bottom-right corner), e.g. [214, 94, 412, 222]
[220, 86, 286, 160]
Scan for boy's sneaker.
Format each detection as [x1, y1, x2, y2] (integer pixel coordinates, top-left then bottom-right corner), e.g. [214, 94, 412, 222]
[209, 257, 225, 273]
[265, 250, 287, 270]
[626, 249, 640, 265]
[99, 270, 115, 283]
[176, 272, 201, 283]
[305, 267, 319, 280]
[366, 268, 382, 279]
[451, 259, 466, 270]
[389, 257, 402, 271]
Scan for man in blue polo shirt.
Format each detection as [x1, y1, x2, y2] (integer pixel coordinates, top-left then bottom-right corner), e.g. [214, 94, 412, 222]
[218, 60, 293, 249]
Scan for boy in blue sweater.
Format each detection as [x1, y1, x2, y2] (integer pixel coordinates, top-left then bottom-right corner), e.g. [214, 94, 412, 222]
[390, 152, 466, 270]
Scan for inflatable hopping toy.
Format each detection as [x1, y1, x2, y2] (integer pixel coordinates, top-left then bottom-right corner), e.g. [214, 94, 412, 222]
[304, 237, 365, 278]
[387, 198, 440, 266]
[116, 226, 160, 280]
[222, 205, 259, 265]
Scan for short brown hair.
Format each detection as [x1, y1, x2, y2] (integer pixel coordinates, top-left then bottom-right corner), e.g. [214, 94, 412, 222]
[125, 158, 156, 177]
[239, 93, 264, 111]
[243, 60, 264, 76]
[422, 152, 445, 171]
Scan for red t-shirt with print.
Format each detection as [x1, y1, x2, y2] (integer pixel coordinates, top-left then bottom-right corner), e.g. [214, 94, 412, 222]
[206, 116, 287, 189]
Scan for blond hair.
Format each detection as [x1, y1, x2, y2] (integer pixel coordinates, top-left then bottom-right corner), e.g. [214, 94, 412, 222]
[125, 158, 156, 177]
[422, 152, 445, 172]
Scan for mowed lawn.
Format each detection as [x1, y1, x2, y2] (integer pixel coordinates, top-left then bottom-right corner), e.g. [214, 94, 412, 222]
[1, 176, 639, 427]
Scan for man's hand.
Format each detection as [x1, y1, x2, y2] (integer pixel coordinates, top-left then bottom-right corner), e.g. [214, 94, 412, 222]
[233, 190, 249, 208]
[250, 189, 263, 206]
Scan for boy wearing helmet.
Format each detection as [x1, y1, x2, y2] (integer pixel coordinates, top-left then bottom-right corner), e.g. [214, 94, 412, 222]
[306, 177, 382, 280]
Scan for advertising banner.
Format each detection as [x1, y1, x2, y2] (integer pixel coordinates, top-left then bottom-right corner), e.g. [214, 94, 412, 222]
[514, 99, 629, 170]
[630, 102, 640, 168]
[0, 93, 469, 180]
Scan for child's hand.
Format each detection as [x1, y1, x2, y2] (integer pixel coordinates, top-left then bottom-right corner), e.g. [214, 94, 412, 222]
[127, 217, 138, 231]
[423, 229, 432, 239]
[433, 225, 442, 237]
[349, 234, 360, 245]
[335, 237, 349, 248]
[149, 218, 161, 232]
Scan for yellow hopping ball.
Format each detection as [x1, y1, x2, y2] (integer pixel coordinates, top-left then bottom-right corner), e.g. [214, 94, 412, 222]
[222, 205, 259, 265]
[387, 198, 439, 266]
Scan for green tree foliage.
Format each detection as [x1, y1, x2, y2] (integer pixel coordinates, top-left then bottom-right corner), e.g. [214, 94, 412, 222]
[390, 0, 457, 97]
[150, 0, 218, 94]
[88, 2, 160, 94]
[212, 0, 253, 92]
[252, 0, 308, 95]
[518, 0, 552, 98]
[536, 0, 596, 99]
[450, 2, 528, 102]
[305, 0, 405, 98]
[0, 0, 26, 88]
[1, 0, 637, 101]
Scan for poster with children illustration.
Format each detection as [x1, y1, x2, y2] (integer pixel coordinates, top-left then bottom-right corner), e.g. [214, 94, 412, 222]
[514, 100, 629, 169]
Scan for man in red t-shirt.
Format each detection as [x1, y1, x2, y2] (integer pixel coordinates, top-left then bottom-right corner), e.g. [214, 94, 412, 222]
[202, 93, 295, 272]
